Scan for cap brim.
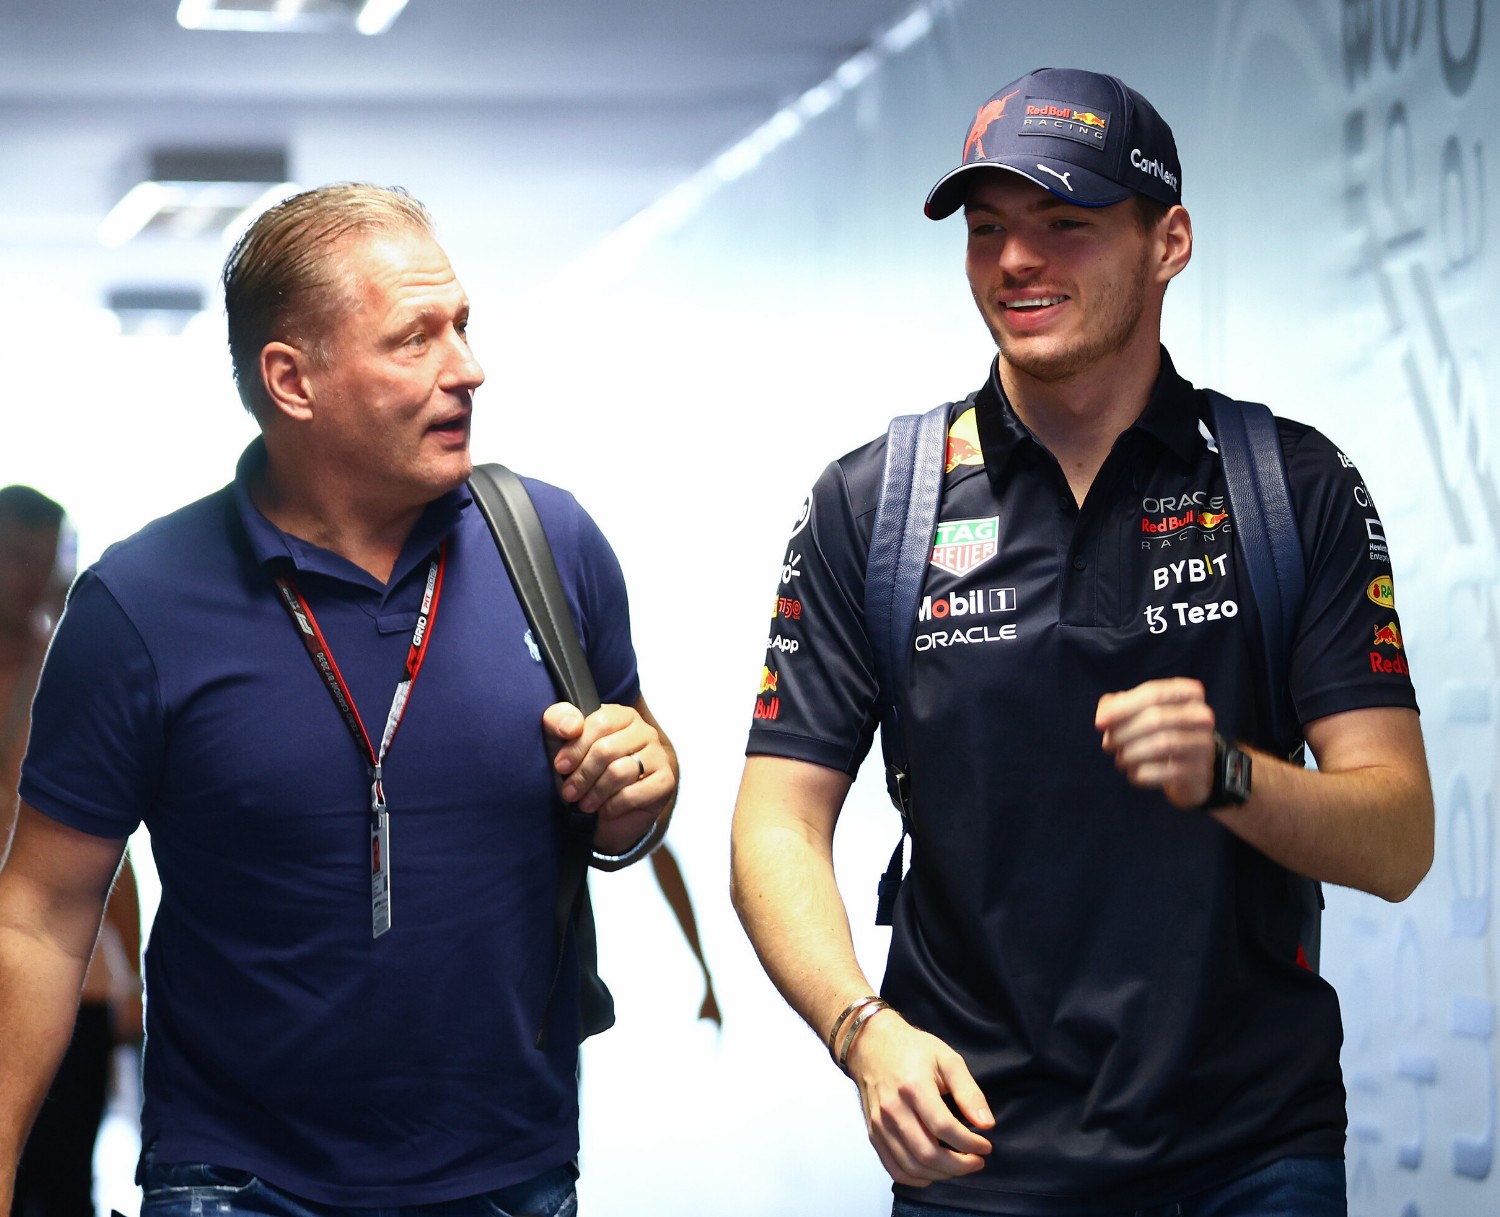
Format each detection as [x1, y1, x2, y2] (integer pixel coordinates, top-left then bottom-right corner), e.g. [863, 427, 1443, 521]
[924, 158, 1134, 219]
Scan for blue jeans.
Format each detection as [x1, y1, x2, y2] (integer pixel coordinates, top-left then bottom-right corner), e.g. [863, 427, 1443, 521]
[140, 1156, 578, 1217]
[892, 1154, 1346, 1217]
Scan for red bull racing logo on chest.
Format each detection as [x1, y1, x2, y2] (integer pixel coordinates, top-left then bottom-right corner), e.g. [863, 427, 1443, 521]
[930, 516, 999, 576]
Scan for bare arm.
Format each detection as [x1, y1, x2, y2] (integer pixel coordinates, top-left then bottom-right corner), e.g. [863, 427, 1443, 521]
[0, 802, 126, 1205]
[1097, 679, 1433, 901]
[101, 849, 144, 1042]
[730, 755, 992, 1187]
[543, 694, 678, 868]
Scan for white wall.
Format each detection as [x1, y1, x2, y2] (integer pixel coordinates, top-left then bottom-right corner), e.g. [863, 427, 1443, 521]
[2, 1, 1492, 1214]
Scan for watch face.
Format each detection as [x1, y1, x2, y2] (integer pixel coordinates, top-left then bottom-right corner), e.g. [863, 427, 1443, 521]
[1224, 746, 1251, 801]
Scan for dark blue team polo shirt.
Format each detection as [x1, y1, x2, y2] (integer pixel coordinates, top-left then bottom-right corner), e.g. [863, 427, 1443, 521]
[747, 351, 1419, 1213]
[21, 441, 640, 1206]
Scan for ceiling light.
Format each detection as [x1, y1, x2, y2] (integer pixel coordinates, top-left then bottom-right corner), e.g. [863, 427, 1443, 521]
[100, 148, 294, 247]
[177, 0, 409, 34]
[106, 288, 208, 338]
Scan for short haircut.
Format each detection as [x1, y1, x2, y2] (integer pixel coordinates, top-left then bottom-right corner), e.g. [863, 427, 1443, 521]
[1131, 193, 1173, 233]
[221, 183, 434, 418]
[0, 485, 64, 532]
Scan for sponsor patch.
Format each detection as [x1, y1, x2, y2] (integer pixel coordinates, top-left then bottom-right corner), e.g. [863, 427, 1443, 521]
[963, 89, 1021, 162]
[930, 516, 999, 576]
[753, 664, 782, 720]
[788, 494, 811, 540]
[1141, 508, 1231, 537]
[945, 407, 984, 473]
[914, 623, 1019, 651]
[1370, 651, 1410, 676]
[774, 596, 802, 621]
[918, 587, 1017, 621]
[1367, 575, 1395, 608]
[1019, 98, 1111, 148]
[1373, 621, 1403, 650]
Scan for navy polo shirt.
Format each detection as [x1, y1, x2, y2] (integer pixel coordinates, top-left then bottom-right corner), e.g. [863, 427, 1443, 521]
[747, 350, 1418, 1213]
[21, 442, 640, 1206]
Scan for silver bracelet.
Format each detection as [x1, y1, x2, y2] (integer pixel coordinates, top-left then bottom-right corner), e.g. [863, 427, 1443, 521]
[838, 999, 892, 1074]
[827, 995, 883, 1061]
[589, 815, 664, 868]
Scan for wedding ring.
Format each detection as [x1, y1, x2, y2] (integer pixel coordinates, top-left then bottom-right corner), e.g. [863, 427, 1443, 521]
[632, 753, 646, 782]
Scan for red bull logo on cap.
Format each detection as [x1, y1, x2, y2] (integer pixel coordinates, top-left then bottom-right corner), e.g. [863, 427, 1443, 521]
[964, 89, 1021, 162]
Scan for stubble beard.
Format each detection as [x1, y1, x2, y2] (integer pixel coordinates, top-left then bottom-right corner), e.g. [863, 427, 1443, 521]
[989, 250, 1153, 385]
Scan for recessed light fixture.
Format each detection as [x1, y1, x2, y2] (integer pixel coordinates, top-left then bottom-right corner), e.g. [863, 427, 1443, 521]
[106, 288, 208, 337]
[100, 149, 294, 247]
[177, 0, 409, 35]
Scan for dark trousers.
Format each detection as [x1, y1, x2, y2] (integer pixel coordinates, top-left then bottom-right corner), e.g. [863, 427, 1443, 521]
[13, 1003, 113, 1217]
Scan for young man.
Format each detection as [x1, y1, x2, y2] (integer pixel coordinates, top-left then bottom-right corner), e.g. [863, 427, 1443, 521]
[732, 68, 1432, 1215]
[0, 185, 677, 1216]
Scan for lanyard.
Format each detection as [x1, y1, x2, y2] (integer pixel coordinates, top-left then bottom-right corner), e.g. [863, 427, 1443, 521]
[272, 541, 447, 936]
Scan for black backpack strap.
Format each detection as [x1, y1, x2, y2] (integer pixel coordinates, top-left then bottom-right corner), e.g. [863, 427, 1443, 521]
[468, 463, 615, 1046]
[1205, 391, 1305, 739]
[863, 400, 951, 926]
[1203, 392, 1321, 971]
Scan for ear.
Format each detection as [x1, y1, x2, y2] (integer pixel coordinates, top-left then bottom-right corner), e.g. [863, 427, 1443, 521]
[260, 342, 316, 423]
[1156, 204, 1193, 284]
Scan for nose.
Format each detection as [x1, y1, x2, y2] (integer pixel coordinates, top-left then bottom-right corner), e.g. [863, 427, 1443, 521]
[443, 328, 485, 391]
[995, 230, 1046, 280]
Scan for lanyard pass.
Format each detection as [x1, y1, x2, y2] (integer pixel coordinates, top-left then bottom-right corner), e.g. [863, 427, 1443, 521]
[370, 763, 391, 937]
[272, 544, 445, 943]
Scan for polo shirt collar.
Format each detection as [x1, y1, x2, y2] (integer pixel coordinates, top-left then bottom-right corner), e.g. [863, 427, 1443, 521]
[974, 345, 1205, 488]
[231, 439, 470, 590]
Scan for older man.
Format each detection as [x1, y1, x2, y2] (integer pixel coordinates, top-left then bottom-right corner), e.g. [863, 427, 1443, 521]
[0, 184, 675, 1216]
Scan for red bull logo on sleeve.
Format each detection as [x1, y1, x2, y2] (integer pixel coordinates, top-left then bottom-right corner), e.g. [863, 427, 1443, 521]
[1367, 575, 1395, 608]
[930, 516, 1000, 576]
[754, 665, 781, 720]
[1372, 621, 1403, 650]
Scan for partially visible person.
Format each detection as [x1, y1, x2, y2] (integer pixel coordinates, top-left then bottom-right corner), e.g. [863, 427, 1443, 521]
[0, 486, 142, 1217]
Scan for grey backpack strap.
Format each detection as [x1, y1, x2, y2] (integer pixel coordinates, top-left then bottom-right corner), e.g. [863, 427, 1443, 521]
[1204, 391, 1320, 971]
[864, 400, 952, 925]
[467, 462, 615, 1046]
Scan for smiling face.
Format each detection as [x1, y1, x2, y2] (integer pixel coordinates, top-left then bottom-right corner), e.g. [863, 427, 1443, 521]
[963, 173, 1184, 390]
[300, 227, 485, 515]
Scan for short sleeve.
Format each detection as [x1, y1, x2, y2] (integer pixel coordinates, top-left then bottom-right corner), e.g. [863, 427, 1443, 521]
[1285, 426, 1419, 726]
[19, 571, 164, 838]
[745, 458, 882, 774]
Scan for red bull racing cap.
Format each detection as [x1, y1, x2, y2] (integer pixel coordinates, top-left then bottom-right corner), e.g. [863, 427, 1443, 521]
[924, 67, 1182, 219]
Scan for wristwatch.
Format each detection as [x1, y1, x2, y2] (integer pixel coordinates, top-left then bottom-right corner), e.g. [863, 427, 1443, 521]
[1201, 732, 1252, 810]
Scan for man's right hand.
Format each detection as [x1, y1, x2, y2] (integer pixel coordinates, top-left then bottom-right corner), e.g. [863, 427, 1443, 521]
[844, 1009, 994, 1187]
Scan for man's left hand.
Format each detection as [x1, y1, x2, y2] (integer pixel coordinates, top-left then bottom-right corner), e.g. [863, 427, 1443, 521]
[1096, 678, 1217, 810]
[542, 699, 676, 859]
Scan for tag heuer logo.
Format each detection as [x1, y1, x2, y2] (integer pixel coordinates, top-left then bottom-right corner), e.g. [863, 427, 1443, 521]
[930, 516, 999, 576]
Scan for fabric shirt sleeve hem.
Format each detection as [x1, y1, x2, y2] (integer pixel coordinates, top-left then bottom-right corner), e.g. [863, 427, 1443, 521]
[745, 730, 862, 776]
[17, 774, 139, 839]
